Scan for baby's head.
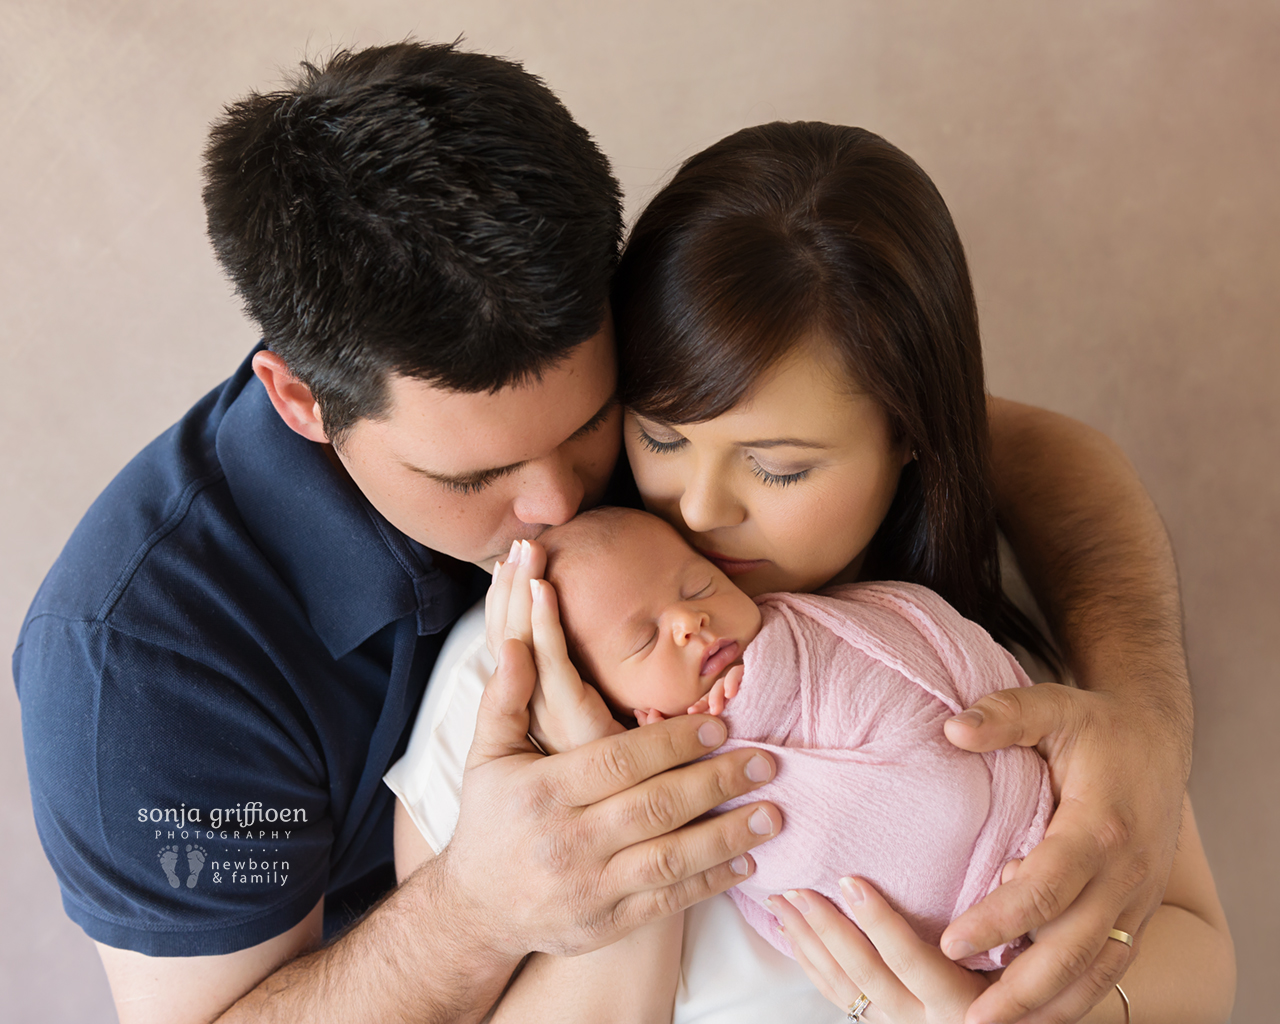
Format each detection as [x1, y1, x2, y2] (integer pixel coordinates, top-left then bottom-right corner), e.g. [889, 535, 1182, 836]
[542, 508, 763, 719]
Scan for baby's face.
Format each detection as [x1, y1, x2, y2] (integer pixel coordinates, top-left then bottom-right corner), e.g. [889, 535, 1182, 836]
[551, 513, 763, 718]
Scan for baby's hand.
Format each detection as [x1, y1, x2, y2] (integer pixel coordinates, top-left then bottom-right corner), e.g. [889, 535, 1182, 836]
[686, 664, 744, 717]
[633, 708, 667, 726]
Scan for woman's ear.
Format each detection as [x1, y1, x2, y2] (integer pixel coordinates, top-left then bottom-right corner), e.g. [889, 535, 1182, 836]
[252, 350, 330, 444]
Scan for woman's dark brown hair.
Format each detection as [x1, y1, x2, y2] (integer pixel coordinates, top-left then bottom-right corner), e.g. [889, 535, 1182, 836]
[613, 121, 1056, 666]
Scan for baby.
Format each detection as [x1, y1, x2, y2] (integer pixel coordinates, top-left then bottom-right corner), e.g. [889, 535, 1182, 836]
[538, 507, 1053, 970]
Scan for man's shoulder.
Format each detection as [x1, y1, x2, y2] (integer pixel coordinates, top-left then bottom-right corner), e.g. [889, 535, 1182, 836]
[19, 365, 253, 638]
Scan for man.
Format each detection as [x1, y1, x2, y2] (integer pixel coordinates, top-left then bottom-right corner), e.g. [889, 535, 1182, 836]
[15, 41, 1190, 1024]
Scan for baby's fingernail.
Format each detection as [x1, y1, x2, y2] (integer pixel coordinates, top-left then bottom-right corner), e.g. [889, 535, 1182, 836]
[698, 720, 726, 747]
[745, 755, 771, 782]
[949, 709, 984, 728]
[839, 876, 865, 905]
[945, 939, 976, 960]
[784, 890, 810, 913]
[730, 855, 750, 875]
[748, 808, 774, 835]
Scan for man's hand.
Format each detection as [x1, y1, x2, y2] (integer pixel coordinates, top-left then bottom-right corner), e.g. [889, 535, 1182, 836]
[487, 539, 625, 752]
[941, 682, 1186, 1024]
[438, 631, 783, 961]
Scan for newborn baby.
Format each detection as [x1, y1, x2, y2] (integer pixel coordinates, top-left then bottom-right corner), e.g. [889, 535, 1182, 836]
[540, 507, 1053, 970]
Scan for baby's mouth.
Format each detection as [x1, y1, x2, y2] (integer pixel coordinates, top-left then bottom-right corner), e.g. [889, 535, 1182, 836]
[700, 638, 741, 680]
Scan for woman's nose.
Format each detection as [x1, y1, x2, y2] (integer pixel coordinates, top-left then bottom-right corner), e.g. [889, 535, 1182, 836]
[679, 467, 744, 533]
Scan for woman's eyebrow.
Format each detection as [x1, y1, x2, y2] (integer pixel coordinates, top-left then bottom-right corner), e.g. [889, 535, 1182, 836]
[735, 437, 832, 450]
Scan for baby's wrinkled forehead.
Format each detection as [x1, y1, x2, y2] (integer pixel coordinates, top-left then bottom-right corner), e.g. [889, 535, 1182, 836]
[540, 508, 687, 675]
[543, 507, 678, 579]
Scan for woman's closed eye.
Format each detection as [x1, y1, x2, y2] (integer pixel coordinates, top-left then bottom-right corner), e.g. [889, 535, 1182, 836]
[635, 420, 687, 454]
[748, 456, 811, 487]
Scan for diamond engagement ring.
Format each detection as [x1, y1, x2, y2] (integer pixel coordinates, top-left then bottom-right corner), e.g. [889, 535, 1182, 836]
[846, 992, 871, 1022]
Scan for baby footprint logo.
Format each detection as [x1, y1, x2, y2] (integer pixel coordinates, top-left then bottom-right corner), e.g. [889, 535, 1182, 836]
[158, 845, 182, 889]
[185, 844, 207, 888]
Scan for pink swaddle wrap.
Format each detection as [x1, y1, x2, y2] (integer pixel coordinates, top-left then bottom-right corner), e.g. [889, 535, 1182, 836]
[717, 582, 1053, 970]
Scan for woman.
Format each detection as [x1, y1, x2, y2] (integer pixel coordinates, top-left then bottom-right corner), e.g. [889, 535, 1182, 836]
[387, 123, 1234, 1022]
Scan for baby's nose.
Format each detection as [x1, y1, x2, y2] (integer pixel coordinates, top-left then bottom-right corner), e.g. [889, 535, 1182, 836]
[672, 609, 709, 645]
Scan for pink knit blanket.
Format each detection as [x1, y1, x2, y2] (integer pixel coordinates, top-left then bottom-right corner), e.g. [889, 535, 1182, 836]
[718, 582, 1053, 970]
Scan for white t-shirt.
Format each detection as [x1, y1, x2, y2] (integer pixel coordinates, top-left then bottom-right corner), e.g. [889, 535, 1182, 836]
[382, 538, 1060, 1023]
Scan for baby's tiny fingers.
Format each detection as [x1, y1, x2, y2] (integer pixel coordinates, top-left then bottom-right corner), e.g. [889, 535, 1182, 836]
[724, 664, 743, 700]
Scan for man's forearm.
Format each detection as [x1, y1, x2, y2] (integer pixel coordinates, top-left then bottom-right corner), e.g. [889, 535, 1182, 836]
[222, 850, 519, 1024]
[988, 397, 1193, 767]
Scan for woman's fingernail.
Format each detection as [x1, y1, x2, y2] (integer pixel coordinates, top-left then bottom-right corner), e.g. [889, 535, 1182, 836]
[529, 578, 542, 600]
[749, 808, 774, 835]
[946, 939, 977, 960]
[784, 890, 810, 913]
[698, 720, 725, 747]
[731, 855, 750, 875]
[508, 539, 520, 562]
[949, 709, 984, 728]
[840, 876, 865, 905]
[745, 754, 771, 782]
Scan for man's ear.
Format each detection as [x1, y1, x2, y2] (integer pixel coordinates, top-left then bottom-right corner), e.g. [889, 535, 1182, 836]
[252, 351, 330, 444]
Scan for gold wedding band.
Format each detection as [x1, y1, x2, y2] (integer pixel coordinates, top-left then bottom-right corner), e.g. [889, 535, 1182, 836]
[1107, 927, 1135, 947]
[846, 992, 871, 1022]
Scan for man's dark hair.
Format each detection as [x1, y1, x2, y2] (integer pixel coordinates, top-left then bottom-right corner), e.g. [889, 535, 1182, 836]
[203, 40, 623, 442]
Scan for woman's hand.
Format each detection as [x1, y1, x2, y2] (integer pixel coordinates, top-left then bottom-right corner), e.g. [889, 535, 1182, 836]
[767, 879, 990, 1023]
[485, 538, 624, 753]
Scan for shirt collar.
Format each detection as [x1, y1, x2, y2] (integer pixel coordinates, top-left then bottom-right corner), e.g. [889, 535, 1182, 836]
[216, 355, 467, 659]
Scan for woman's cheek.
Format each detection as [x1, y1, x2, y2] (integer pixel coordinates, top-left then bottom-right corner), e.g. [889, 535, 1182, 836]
[626, 442, 683, 517]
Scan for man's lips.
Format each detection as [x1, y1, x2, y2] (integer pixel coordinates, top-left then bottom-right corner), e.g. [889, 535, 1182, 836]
[701, 638, 742, 679]
[698, 548, 769, 577]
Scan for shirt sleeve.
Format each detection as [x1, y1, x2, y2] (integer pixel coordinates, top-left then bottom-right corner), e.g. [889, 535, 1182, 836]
[383, 600, 492, 853]
[17, 613, 333, 956]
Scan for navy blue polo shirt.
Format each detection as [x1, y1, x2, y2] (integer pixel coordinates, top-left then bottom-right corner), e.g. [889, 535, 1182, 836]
[14, 348, 489, 956]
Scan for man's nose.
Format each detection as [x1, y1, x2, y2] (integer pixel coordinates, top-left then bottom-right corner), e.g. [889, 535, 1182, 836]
[511, 453, 585, 528]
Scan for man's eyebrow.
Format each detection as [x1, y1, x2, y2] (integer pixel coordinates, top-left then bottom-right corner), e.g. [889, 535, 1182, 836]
[403, 394, 618, 486]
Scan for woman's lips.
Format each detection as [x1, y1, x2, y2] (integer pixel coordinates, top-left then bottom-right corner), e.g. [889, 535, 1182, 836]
[698, 549, 769, 577]
[701, 638, 742, 679]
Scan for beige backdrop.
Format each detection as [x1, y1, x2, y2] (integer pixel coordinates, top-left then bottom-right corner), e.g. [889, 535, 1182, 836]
[2, 1, 1275, 1020]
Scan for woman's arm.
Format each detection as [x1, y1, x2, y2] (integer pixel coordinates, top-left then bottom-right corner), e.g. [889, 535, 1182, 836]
[395, 798, 685, 1024]
[940, 398, 1193, 1021]
[771, 794, 1233, 1024]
